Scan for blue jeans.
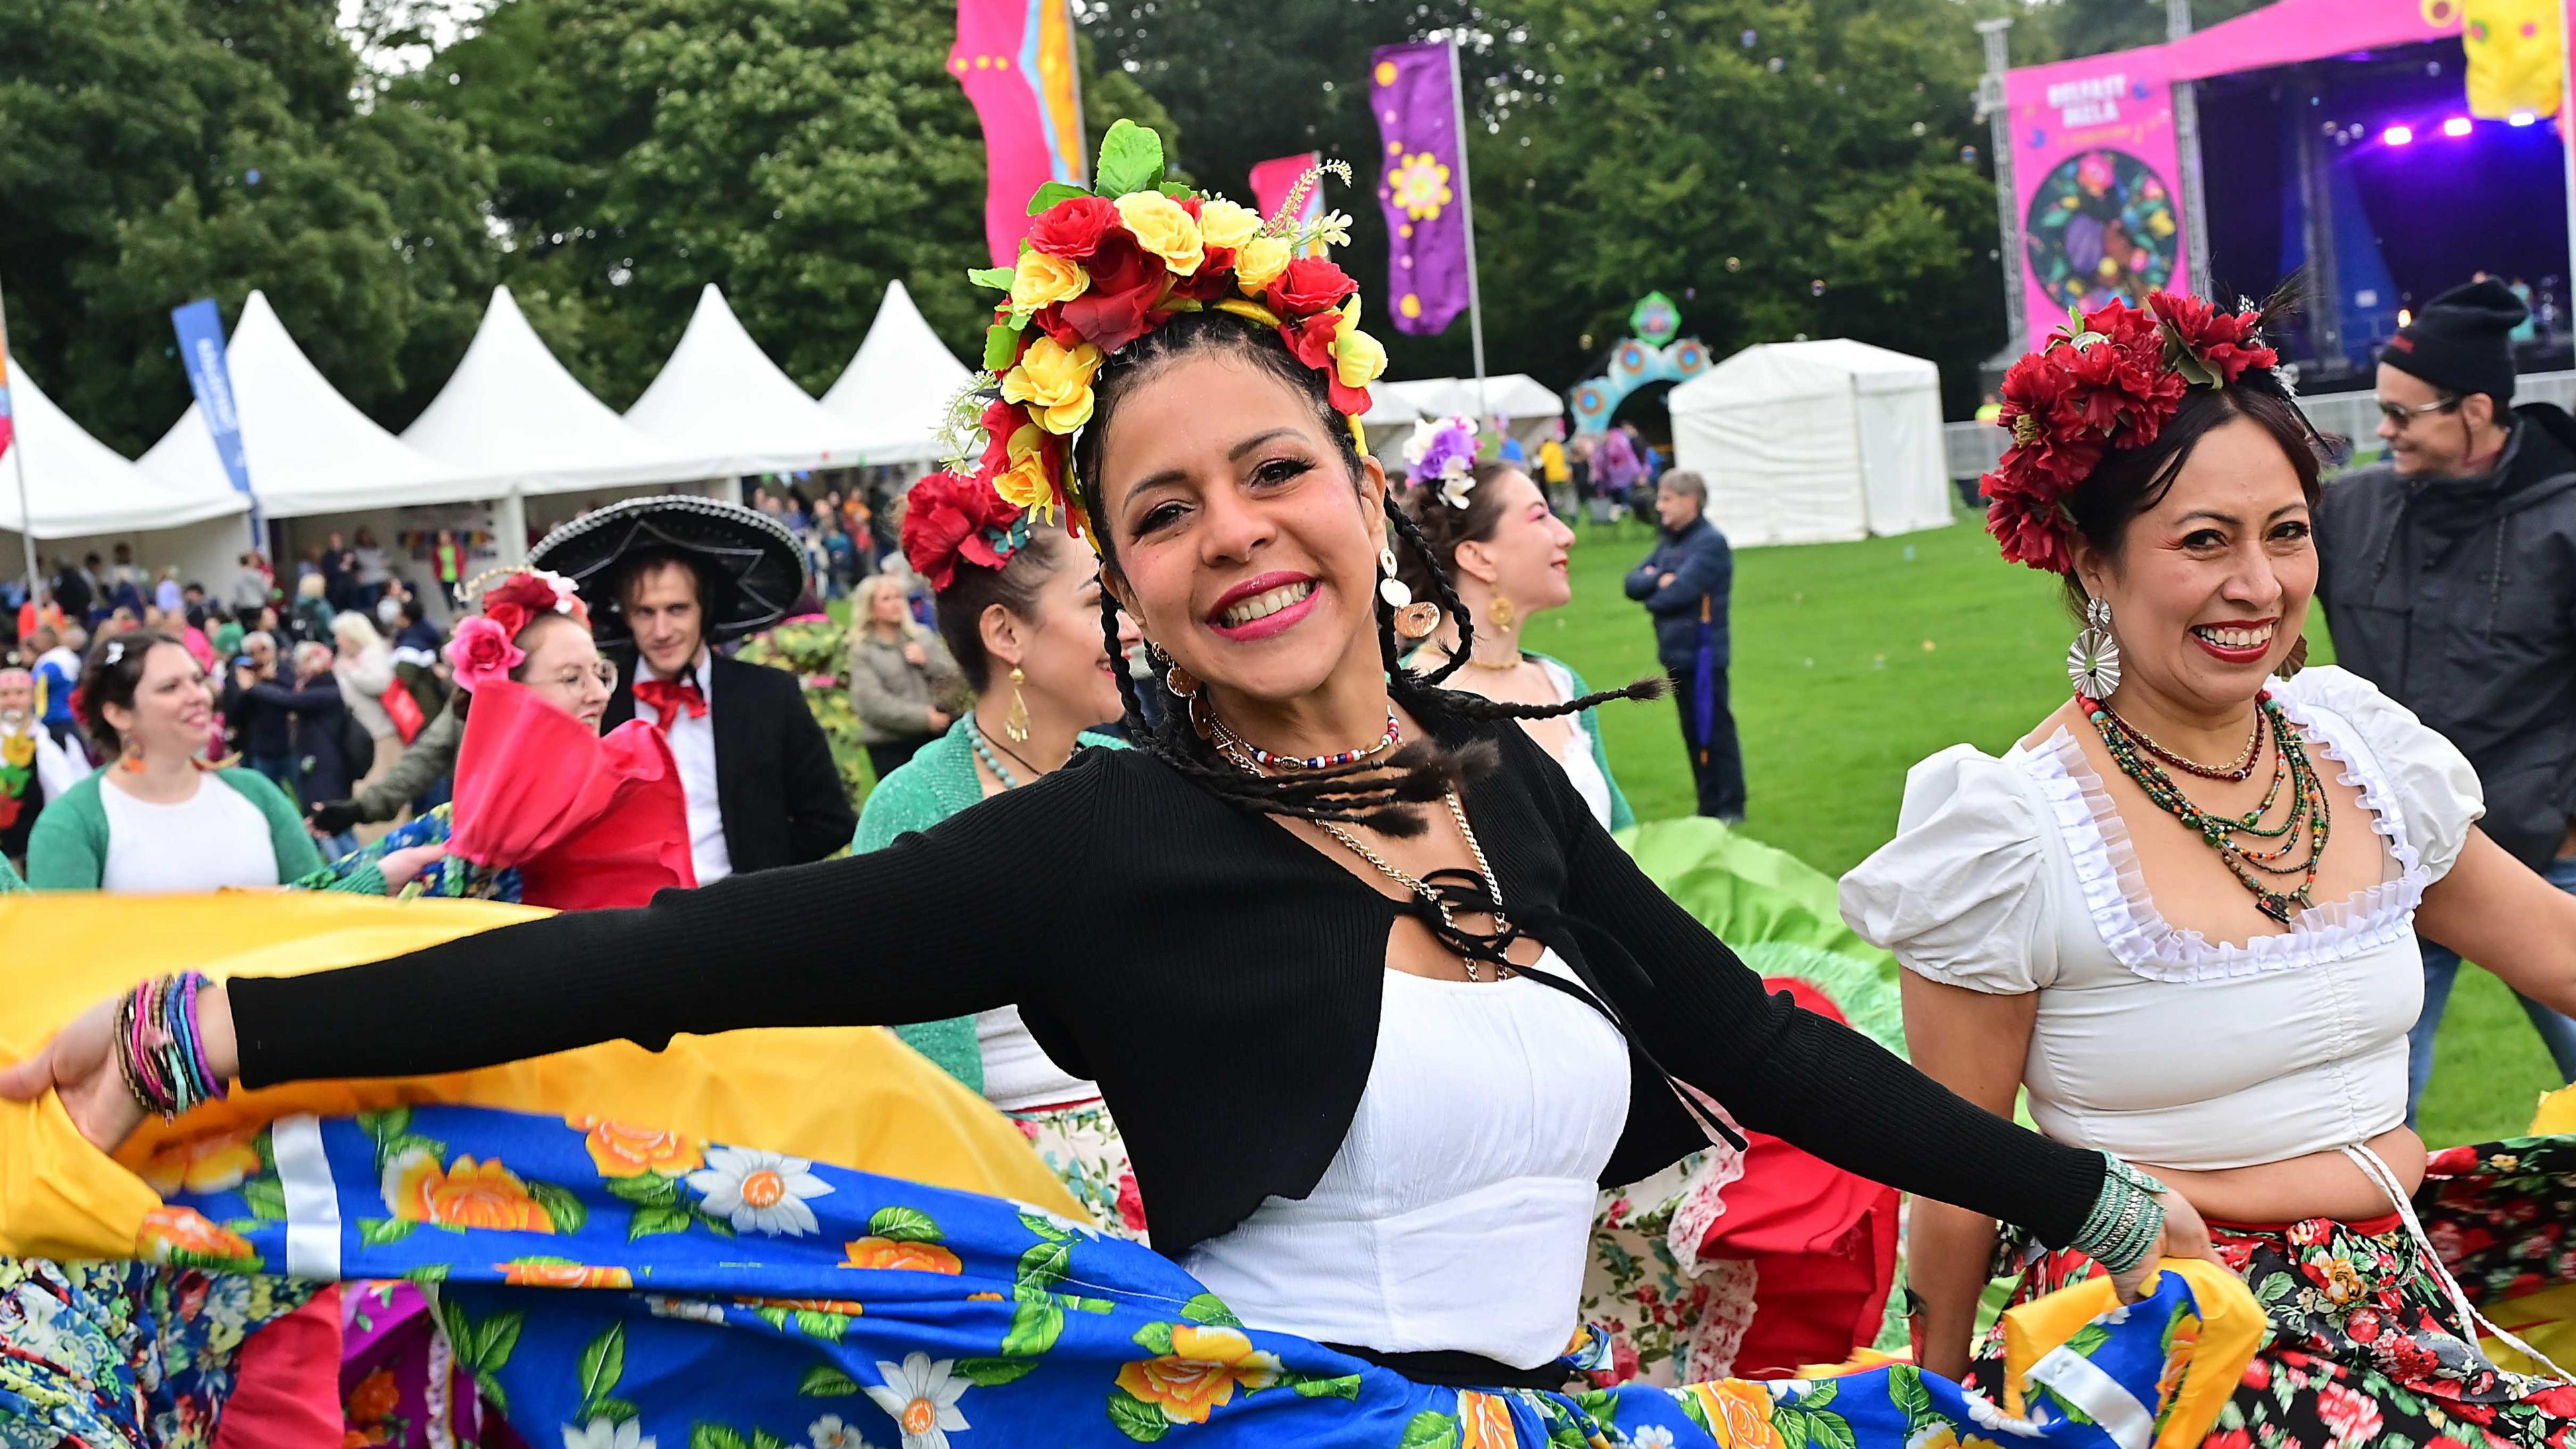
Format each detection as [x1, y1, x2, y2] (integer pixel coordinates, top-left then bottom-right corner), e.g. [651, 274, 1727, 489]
[2406, 853, 2576, 1122]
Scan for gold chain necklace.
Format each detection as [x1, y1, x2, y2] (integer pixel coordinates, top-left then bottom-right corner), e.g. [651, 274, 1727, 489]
[1210, 721, 1517, 982]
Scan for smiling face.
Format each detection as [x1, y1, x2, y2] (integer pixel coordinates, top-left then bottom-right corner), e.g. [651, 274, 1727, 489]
[621, 559, 706, 679]
[511, 612, 614, 732]
[104, 642, 213, 760]
[0, 671, 31, 720]
[2074, 415, 2315, 716]
[983, 541, 1132, 732]
[1453, 468, 1576, 615]
[1094, 350, 1389, 712]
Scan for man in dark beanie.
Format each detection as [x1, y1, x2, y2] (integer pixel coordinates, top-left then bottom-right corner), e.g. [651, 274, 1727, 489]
[2316, 276, 2576, 1116]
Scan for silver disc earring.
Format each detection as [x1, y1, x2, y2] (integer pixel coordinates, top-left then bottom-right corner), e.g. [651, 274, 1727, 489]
[1377, 545, 1413, 610]
[2068, 597, 2122, 698]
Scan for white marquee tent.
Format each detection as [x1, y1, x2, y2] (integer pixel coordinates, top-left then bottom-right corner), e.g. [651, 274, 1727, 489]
[820, 280, 972, 467]
[138, 290, 494, 518]
[627, 285, 865, 475]
[1384, 374, 1565, 423]
[4, 365, 245, 538]
[404, 285, 710, 494]
[1668, 339, 1952, 547]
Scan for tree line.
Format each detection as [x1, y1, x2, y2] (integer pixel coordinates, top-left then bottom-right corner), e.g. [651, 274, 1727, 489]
[0, 0, 2246, 454]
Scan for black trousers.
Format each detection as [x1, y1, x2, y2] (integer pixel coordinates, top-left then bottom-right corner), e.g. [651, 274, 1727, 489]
[1664, 664, 1746, 820]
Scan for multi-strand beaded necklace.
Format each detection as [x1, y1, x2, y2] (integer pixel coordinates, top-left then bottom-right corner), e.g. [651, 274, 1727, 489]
[2081, 689, 2332, 924]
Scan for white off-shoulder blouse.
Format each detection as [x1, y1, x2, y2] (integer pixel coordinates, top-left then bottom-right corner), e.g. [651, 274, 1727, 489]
[1839, 667, 2485, 1171]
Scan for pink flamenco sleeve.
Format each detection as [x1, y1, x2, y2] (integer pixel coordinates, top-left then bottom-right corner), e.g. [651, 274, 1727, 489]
[445, 682, 696, 911]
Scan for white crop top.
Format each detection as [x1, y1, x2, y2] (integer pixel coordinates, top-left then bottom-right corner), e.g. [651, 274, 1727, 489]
[1181, 950, 1630, 1369]
[1839, 668, 2484, 1172]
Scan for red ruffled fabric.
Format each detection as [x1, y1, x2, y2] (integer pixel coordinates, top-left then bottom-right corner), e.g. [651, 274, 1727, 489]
[447, 680, 696, 912]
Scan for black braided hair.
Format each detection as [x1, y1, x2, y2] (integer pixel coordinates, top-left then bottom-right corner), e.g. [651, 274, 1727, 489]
[1073, 311, 1660, 833]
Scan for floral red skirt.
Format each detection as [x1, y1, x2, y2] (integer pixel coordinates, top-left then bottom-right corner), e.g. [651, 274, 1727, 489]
[1973, 1136, 2576, 1449]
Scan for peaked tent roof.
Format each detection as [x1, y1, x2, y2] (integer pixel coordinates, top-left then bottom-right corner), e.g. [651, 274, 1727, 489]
[1384, 375, 1566, 421]
[1671, 338, 1937, 410]
[138, 290, 494, 518]
[402, 286, 715, 496]
[819, 280, 974, 466]
[625, 285, 865, 475]
[1, 366, 248, 538]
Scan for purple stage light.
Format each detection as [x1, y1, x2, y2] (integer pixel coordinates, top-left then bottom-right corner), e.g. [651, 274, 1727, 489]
[2441, 116, 2473, 138]
[2383, 124, 2414, 145]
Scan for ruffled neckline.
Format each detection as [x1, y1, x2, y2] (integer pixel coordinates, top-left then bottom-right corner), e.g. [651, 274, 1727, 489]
[2012, 683, 2427, 983]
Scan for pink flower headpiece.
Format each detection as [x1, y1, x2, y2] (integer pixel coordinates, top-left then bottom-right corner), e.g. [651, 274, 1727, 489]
[444, 568, 588, 692]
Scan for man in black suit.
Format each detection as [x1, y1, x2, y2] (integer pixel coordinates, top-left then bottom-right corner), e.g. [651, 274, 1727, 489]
[598, 547, 851, 881]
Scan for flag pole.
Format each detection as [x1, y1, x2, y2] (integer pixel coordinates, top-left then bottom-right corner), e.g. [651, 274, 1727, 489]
[1445, 34, 1489, 418]
[0, 274, 39, 605]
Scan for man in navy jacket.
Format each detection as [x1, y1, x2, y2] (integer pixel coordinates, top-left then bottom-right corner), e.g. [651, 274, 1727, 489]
[1625, 470, 1744, 819]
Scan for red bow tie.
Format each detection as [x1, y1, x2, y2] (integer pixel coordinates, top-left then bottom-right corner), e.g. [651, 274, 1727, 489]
[635, 675, 708, 731]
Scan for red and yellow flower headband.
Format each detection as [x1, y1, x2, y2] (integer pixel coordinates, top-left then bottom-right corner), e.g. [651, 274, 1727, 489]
[920, 120, 1387, 583]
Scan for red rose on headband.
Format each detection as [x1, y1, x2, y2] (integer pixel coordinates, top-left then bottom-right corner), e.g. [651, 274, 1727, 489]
[1264, 258, 1359, 319]
[901, 470, 1024, 592]
[1052, 231, 1169, 354]
[2151, 291, 2278, 384]
[1027, 196, 1121, 260]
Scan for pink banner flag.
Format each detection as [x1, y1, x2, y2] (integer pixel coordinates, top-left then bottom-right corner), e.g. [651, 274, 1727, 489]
[1249, 152, 1322, 230]
[0, 345, 15, 463]
[2004, 49, 2188, 349]
[949, 0, 1087, 267]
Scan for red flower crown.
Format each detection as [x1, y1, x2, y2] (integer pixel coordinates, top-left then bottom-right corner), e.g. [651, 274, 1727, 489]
[906, 120, 1384, 592]
[1983, 291, 2279, 574]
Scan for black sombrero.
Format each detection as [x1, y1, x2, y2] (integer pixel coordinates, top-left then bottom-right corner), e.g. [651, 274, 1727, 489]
[527, 495, 808, 644]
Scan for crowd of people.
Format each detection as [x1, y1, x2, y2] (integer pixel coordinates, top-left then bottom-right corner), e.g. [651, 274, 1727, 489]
[0, 133, 2570, 1449]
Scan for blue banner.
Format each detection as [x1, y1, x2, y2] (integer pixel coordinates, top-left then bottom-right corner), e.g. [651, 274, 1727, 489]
[169, 298, 259, 537]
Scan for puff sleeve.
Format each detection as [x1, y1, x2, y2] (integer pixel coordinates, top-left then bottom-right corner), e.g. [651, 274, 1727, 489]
[1840, 745, 2058, 994]
[2276, 667, 2486, 882]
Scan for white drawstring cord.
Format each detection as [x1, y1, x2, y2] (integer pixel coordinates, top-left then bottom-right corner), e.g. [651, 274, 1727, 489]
[2340, 1142, 2574, 1385]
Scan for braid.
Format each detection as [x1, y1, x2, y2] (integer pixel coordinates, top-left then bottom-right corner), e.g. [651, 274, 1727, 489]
[1383, 493, 1668, 726]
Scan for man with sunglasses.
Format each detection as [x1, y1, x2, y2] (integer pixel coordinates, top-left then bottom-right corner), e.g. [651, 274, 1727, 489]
[2316, 276, 2576, 1115]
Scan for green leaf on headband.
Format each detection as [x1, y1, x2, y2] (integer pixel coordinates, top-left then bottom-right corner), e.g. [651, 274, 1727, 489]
[968, 266, 1016, 292]
[984, 321, 1023, 372]
[1027, 180, 1091, 216]
[1159, 181, 1194, 199]
[1095, 119, 1165, 197]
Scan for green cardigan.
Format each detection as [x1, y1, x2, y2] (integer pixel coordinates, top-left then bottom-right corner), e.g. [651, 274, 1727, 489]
[28, 768, 329, 890]
[1401, 649, 1635, 831]
[852, 717, 1126, 1092]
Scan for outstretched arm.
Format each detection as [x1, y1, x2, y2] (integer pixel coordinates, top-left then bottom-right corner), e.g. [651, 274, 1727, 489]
[1, 759, 1104, 1149]
[2418, 826, 2576, 1017]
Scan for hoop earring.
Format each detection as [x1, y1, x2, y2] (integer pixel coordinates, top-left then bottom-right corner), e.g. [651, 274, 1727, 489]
[1489, 594, 1517, 633]
[1004, 666, 1032, 744]
[2067, 597, 2123, 698]
[2279, 634, 2309, 679]
[1393, 602, 1441, 640]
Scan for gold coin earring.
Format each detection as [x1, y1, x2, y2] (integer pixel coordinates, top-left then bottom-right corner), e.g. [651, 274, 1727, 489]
[1005, 665, 1032, 743]
[1380, 544, 1438, 640]
[1489, 594, 1517, 633]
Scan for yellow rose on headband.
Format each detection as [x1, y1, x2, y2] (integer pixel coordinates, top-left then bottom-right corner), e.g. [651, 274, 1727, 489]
[1114, 191, 1205, 277]
[1002, 335, 1106, 434]
[991, 421, 1061, 519]
[1010, 252, 1089, 314]
[1197, 198, 1264, 252]
[1332, 297, 1387, 392]
[1234, 235, 1292, 297]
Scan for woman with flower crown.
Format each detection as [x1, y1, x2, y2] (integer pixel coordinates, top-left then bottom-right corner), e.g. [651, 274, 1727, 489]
[5, 125, 2246, 1448]
[290, 566, 695, 910]
[1842, 292, 2576, 1448]
[855, 485, 1148, 1240]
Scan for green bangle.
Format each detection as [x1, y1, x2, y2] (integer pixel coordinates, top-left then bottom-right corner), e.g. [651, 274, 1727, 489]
[2074, 1152, 2169, 1273]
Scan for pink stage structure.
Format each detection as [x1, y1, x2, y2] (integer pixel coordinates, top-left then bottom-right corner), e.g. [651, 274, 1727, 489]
[1980, 0, 2573, 385]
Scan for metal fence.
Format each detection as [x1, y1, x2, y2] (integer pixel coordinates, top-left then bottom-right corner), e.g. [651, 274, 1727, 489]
[1942, 368, 2576, 480]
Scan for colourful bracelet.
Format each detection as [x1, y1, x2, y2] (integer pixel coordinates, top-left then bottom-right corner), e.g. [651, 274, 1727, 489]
[113, 972, 227, 1120]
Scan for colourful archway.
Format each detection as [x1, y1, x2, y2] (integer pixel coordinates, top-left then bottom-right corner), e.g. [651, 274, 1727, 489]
[1570, 335, 1714, 434]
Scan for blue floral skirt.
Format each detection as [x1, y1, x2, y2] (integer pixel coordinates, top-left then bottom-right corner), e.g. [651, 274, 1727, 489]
[7, 1104, 2231, 1449]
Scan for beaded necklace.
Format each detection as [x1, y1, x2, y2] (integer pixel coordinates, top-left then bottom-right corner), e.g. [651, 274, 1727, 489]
[2111, 704, 2267, 782]
[2082, 690, 2332, 924]
[1205, 710, 1401, 771]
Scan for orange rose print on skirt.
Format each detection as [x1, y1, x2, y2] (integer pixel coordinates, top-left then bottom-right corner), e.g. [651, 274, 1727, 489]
[1114, 1324, 1284, 1425]
[382, 1149, 557, 1233]
[570, 1114, 705, 1179]
[839, 1236, 964, 1275]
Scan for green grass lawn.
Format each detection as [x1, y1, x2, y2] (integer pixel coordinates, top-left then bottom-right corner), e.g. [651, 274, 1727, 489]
[1536, 505, 2561, 1146]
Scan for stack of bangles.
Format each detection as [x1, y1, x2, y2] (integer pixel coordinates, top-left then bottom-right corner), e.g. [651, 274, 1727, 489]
[115, 971, 228, 1120]
[2072, 1152, 2171, 1273]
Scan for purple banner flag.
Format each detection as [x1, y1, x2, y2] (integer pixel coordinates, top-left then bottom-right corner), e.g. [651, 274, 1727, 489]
[1370, 40, 1470, 336]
